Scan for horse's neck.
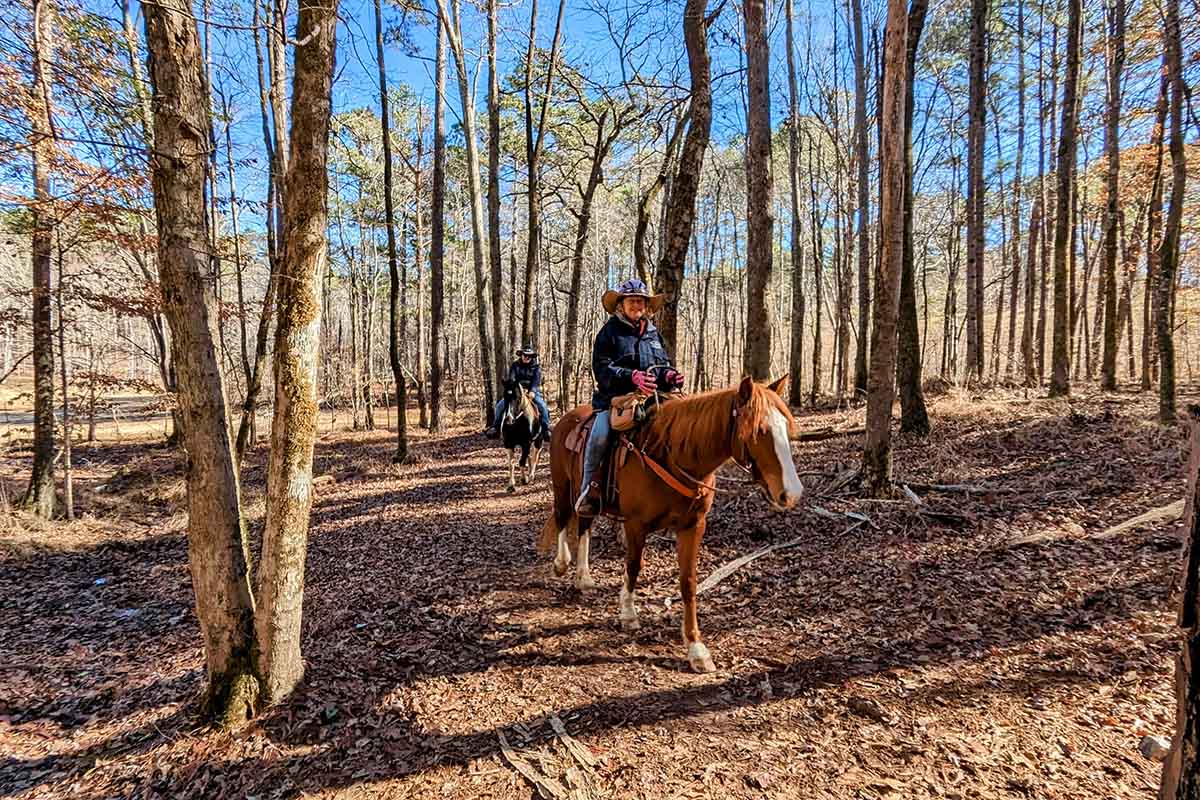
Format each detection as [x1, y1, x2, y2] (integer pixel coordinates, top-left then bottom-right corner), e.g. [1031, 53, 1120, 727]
[646, 391, 735, 478]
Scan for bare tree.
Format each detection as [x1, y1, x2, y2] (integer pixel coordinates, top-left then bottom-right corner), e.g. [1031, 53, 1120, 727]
[434, 0, 495, 419]
[1049, 0, 1081, 397]
[897, 0, 929, 435]
[25, 0, 56, 519]
[850, 0, 869, 396]
[375, 0, 407, 462]
[964, 0, 986, 381]
[255, 0, 338, 705]
[785, 0, 804, 406]
[429, 18, 446, 432]
[1099, 0, 1124, 390]
[654, 0, 712, 358]
[863, 0, 907, 496]
[521, 0, 566, 346]
[742, 0, 773, 379]
[1154, 0, 1185, 424]
[143, 0, 257, 724]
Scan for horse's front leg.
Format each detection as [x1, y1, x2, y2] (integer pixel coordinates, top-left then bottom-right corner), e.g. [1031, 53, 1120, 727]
[519, 444, 531, 485]
[506, 447, 516, 493]
[619, 521, 647, 631]
[678, 518, 714, 673]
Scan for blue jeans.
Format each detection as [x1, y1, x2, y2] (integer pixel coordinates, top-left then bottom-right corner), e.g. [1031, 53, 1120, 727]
[494, 391, 551, 434]
[580, 410, 611, 491]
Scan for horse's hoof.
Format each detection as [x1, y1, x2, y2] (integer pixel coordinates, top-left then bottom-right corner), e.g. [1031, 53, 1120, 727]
[553, 559, 569, 577]
[576, 574, 596, 591]
[506, 484, 516, 494]
[688, 642, 716, 673]
[521, 476, 530, 486]
[620, 616, 640, 632]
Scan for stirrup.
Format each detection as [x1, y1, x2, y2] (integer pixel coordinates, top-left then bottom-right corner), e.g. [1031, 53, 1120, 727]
[574, 482, 601, 516]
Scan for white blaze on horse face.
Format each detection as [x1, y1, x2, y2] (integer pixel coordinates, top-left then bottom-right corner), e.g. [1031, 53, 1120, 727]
[768, 407, 804, 504]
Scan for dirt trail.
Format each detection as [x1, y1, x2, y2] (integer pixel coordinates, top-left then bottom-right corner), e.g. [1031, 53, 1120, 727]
[0, 390, 1186, 799]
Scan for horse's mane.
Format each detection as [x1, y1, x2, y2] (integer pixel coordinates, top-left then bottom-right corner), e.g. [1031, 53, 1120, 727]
[642, 381, 795, 466]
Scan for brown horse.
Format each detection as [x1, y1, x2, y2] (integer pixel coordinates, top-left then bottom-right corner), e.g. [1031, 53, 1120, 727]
[538, 375, 803, 672]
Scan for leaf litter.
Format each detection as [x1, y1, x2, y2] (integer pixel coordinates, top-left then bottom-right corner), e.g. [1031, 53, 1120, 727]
[0, 388, 1188, 798]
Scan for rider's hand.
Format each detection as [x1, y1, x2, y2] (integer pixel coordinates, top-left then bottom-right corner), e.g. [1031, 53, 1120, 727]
[664, 369, 685, 388]
[631, 370, 656, 395]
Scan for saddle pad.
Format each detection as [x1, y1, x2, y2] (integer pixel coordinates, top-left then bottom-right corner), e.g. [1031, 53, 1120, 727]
[565, 410, 597, 454]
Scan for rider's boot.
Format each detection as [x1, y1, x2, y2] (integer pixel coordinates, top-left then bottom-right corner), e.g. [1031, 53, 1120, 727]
[574, 481, 602, 517]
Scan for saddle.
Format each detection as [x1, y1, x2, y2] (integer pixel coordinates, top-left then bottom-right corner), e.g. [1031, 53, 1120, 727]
[563, 394, 675, 518]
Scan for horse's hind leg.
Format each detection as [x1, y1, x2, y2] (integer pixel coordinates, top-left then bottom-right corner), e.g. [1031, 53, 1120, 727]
[677, 518, 715, 673]
[619, 521, 647, 631]
[527, 443, 542, 485]
[575, 519, 595, 591]
[519, 444, 531, 485]
[553, 517, 573, 576]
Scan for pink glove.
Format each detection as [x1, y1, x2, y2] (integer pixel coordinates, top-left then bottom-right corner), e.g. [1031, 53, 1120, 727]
[631, 370, 656, 395]
[664, 369, 685, 388]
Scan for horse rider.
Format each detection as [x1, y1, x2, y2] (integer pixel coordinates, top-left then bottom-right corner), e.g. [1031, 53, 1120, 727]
[575, 278, 684, 516]
[485, 344, 552, 440]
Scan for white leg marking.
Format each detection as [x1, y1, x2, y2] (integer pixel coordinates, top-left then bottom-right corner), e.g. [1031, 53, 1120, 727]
[507, 449, 516, 492]
[688, 641, 715, 673]
[553, 527, 571, 576]
[768, 408, 805, 501]
[575, 531, 595, 590]
[619, 581, 639, 631]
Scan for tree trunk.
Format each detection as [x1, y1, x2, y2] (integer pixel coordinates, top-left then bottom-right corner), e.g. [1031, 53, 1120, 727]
[1048, 0, 1080, 398]
[522, 0, 565, 346]
[635, 116, 684, 290]
[143, 0, 258, 724]
[1144, 64, 1168, 392]
[863, 0, 907, 496]
[25, 0, 56, 519]
[486, 0, 505, 397]
[897, 0, 928, 435]
[255, 0, 337, 705]
[1155, 0, 1185, 425]
[1006, 0, 1026, 382]
[376, 0, 407, 462]
[412, 117, 429, 430]
[1021, 196, 1041, 385]
[785, 0, 805, 406]
[1100, 0, 1123, 391]
[964, 0, 986, 382]
[56, 243, 72, 520]
[654, 0, 711, 358]
[807, 130, 824, 404]
[851, 0, 869, 396]
[436, 0, 494, 421]
[742, 0, 773, 380]
[429, 21, 446, 432]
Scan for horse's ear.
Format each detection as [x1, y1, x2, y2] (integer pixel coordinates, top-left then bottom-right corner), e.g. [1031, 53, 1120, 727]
[767, 374, 789, 396]
[737, 375, 754, 406]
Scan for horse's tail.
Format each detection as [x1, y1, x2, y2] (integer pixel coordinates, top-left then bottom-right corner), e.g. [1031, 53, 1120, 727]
[536, 515, 559, 555]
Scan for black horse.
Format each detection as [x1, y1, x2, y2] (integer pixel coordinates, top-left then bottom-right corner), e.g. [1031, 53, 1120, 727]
[499, 379, 545, 492]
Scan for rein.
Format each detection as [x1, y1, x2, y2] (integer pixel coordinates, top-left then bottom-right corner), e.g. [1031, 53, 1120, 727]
[620, 393, 752, 501]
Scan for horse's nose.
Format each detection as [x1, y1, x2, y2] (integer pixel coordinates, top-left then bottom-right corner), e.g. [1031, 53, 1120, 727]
[778, 490, 798, 509]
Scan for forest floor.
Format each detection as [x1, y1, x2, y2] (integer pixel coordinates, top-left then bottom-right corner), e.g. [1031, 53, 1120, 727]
[0, 386, 1191, 799]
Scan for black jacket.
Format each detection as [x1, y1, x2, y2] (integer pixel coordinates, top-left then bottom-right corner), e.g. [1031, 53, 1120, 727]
[590, 315, 674, 410]
[507, 359, 542, 391]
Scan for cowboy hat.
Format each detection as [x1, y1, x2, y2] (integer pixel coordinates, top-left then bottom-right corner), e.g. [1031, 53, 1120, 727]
[601, 278, 665, 315]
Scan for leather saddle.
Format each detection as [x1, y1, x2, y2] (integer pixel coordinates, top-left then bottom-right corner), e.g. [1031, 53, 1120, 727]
[564, 395, 676, 518]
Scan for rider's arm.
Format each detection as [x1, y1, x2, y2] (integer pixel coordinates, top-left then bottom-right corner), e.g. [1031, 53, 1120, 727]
[530, 363, 542, 392]
[593, 327, 634, 395]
